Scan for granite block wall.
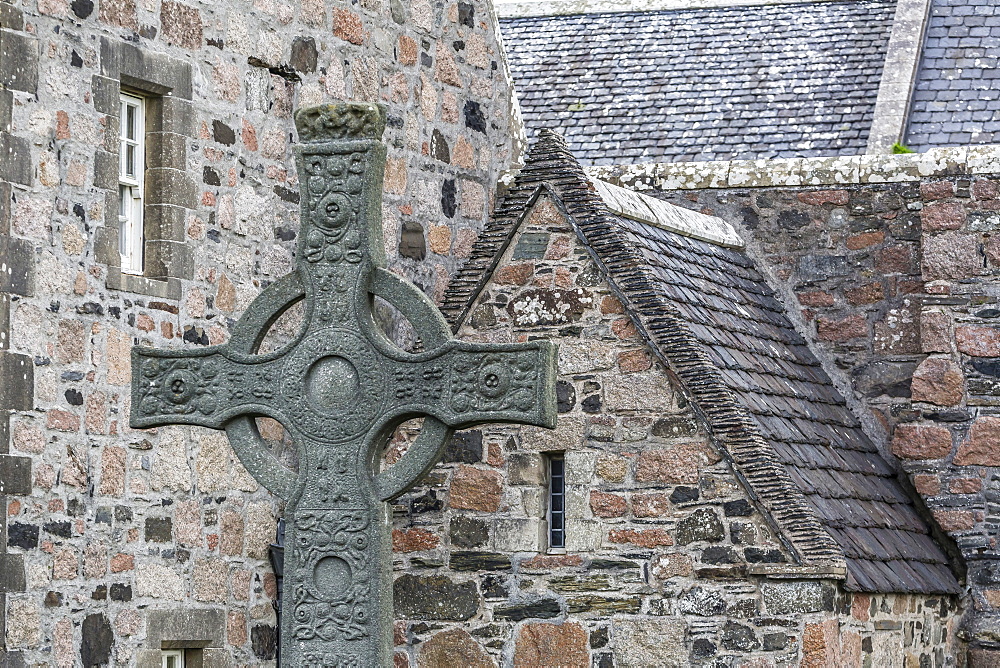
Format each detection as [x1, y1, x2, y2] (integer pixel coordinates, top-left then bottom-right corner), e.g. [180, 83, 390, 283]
[0, 0, 518, 663]
[595, 147, 1000, 664]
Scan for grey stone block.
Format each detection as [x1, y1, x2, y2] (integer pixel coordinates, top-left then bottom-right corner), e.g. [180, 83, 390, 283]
[145, 204, 187, 242]
[0, 294, 9, 352]
[147, 97, 194, 137]
[106, 271, 181, 300]
[0, 238, 33, 296]
[0, 2, 25, 30]
[0, 89, 10, 131]
[0, 181, 10, 236]
[104, 39, 192, 99]
[0, 351, 32, 410]
[145, 167, 198, 207]
[146, 131, 188, 171]
[0, 29, 36, 93]
[0, 551, 24, 593]
[0, 455, 30, 496]
[92, 149, 118, 190]
[0, 132, 31, 186]
[91, 75, 120, 115]
[145, 239, 193, 280]
[146, 608, 226, 649]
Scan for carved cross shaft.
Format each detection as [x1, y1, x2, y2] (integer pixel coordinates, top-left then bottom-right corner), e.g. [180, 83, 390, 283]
[130, 103, 557, 667]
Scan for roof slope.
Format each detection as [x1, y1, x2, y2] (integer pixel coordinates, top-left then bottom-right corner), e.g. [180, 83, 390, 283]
[500, 1, 895, 165]
[443, 131, 961, 595]
[906, 0, 1000, 150]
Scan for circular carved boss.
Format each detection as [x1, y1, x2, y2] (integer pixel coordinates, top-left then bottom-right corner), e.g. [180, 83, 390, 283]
[281, 328, 386, 442]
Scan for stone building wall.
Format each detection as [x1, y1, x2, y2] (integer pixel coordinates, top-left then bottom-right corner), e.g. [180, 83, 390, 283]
[0, 0, 517, 662]
[594, 146, 1000, 664]
[385, 196, 962, 668]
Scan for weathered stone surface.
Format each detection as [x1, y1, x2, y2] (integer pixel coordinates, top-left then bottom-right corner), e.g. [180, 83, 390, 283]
[922, 232, 980, 281]
[955, 417, 1000, 466]
[911, 357, 964, 406]
[890, 425, 953, 460]
[634, 443, 714, 485]
[494, 598, 560, 621]
[675, 508, 725, 545]
[957, 326, 1000, 357]
[449, 465, 502, 512]
[613, 617, 687, 668]
[392, 527, 439, 552]
[921, 201, 965, 231]
[449, 515, 488, 548]
[762, 581, 835, 615]
[513, 622, 588, 668]
[418, 628, 496, 668]
[590, 491, 626, 518]
[81, 613, 113, 666]
[393, 574, 480, 620]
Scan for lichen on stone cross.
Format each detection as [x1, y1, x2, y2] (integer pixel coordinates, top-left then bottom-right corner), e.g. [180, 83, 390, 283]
[129, 102, 558, 667]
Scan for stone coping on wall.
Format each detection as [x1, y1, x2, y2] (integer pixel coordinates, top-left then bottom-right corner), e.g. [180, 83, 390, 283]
[588, 145, 1000, 191]
[495, 0, 853, 18]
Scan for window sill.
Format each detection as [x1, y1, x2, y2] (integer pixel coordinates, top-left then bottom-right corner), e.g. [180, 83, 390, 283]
[107, 269, 181, 300]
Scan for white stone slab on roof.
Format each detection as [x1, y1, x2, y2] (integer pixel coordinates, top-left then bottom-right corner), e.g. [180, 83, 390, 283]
[589, 176, 744, 248]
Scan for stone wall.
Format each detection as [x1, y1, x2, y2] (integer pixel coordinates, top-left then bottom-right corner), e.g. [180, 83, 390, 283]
[0, 0, 517, 662]
[594, 146, 1000, 663]
[385, 195, 962, 667]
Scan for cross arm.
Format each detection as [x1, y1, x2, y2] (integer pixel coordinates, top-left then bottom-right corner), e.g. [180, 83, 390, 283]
[130, 345, 284, 430]
[386, 340, 559, 431]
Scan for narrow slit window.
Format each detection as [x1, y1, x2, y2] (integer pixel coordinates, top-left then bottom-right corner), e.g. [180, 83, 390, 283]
[118, 92, 145, 275]
[548, 454, 565, 549]
[161, 650, 184, 668]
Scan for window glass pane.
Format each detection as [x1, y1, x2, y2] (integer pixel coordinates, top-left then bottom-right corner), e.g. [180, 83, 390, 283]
[548, 454, 565, 549]
[125, 144, 135, 179]
[126, 104, 136, 141]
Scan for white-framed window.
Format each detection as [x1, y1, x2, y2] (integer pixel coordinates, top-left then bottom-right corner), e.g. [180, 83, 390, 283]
[161, 650, 184, 668]
[548, 453, 565, 550]
[119, 92, 145, 275]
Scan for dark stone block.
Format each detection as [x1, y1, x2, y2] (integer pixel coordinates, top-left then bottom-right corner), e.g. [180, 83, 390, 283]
[457, 1, 474, 27]
[797, 254, 849, 280]
[290, 37, 317, 73]
[675, 508, 724, 545]
[431, 129, 450, 163]
[464, 101, 486, 133]
[441, 179, 457, 219]
[444, 430, 483, 463]
[71, 0, 93, 18]
[744, 547, 785, 563]
[588, 558, 638, 570]
[555, 381, 576, 413]
[481, 573, 506, 599]
[212, 120, 236, 145]
[494, 598, 560, 621]
[594, 653, 613, 668]
[450, 551, 510, 571]
[449, 516, 488, 548]
[651, 415, 698, 438]
[43, 521, 71, 538]
[109, 583, 132, 602]
[721, 621, 760, 651]
[91, 585, 107, 600]
[852, 360, 917, 398]
[723, 499, 753, 517]
[274, 185, 299, 204]
[7, 522, 37, 550]
[410, 489, 441, 514]
[81, 613, 113, 666]
[778, 210, 810, 230]
[251, 624, 278, 660]
[581, 395, 601, 413]
[399, 220, 426, 260]
[763, 632, 788, 651]
[0, 454, 31, 496]
[65, 389, 84, 406]
[670, 486, 699, 504]
[679, 586, 726, 616]
[202, 166, 221, 186]
[393, 574, 480, 620]
[691, 638, 716, 659]
[701, 546, 740, 564]
[45, 591, 62, 607]
[590, 626, 609, 649]
[144, 517, 172, 542]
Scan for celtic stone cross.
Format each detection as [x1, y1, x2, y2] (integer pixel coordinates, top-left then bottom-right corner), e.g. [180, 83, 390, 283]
[130, 103, 557, 666]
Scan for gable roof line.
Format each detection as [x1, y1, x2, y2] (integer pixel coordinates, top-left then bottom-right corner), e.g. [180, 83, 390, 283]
[443, 130, 848, 573]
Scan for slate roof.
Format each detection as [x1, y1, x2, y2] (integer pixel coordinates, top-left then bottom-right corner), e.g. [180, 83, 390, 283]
[443, 131, 962, 595]
[906, 0, 1000, 150]
[499, 1, 896, 165]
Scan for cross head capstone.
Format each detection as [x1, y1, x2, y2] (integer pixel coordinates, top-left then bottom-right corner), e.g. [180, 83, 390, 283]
[130, 102, 558, 667]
